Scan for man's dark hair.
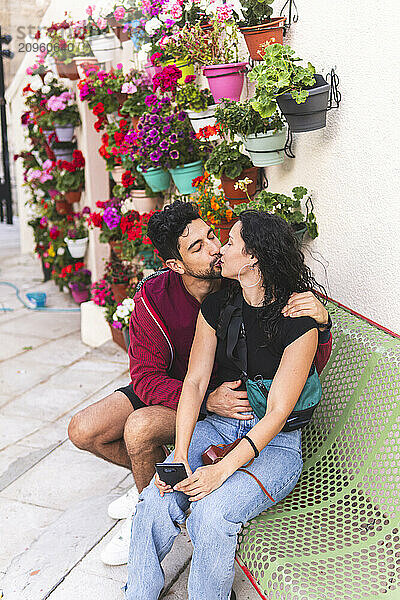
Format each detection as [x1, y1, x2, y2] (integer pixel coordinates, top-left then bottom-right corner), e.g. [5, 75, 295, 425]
[147, 200, 201, 261]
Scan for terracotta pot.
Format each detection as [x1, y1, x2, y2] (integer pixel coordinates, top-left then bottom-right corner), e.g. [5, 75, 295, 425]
[129, 189, 162, 214]
[109, 240, 124, 258]
[55, 59, 80, 80]
[239, 17, 286, 61]
[55, 199, 74, 215]
[109, 323, 126, 350]
[112, 25, 130, 43]
[65, 188, 82, 204]
[214, 218, 238, 244]
[221, 167, 259, 207]
[116, 92, 128, 108]
[111, 282, 129, 304]
[74, 57, 99, 79]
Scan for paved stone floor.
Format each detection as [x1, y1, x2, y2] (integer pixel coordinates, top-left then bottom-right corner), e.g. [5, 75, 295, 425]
[0, 220, 260, 600]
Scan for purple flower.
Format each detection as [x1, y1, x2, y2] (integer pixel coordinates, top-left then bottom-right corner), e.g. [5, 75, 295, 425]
[165, 19, 175, 28]
[144, 94, 158, 107]
[169, 150, 179, 160]
[149, 128, 158, 138]
[149, 114, 159, 124]
[112, 321, 122, 329]
[150, 150, 162, 162]
[161, 97, 171, 106]
[103, 207, 121, 229]
[162, 124, 171, 134]
[164, 115, 173, 123]
[160, 140, 169, 151]
[82, 206, 91, 215]
[40, 217, 48, 227]
[177, 111, 187, 122]
[169, 133, 178, 144]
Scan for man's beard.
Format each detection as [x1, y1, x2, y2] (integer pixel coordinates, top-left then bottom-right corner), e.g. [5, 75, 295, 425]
[183, 257, 222, 280]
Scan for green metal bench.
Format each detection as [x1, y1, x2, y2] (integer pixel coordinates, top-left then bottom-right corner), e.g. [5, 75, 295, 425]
[236, 302, 400, 600]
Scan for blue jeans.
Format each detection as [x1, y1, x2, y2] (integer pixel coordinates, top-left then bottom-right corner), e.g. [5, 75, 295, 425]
[125, 413, 303, 600]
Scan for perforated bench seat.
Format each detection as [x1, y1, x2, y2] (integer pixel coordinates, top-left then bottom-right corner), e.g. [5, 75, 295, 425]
[236, 302, 400, 600]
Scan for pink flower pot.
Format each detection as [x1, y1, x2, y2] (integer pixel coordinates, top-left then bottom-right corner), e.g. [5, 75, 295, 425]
[70, 287, 90, 304]
[203, 62, 248, 103]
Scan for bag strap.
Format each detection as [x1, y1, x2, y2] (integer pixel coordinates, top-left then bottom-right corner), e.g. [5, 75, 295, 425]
[217, 292, 248, 381]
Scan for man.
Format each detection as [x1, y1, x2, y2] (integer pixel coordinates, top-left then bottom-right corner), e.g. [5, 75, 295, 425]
[68, 200, 332, 565]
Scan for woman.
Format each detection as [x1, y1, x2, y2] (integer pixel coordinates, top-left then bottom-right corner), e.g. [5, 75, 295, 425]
[125, 211, 324, 600]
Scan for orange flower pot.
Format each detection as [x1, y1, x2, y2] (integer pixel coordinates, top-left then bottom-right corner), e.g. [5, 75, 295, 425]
[111, 282, 129, 304]
[213, 217, 238, 244]
[109, 323, 126, 350]
[65, 188, 82, 204]
[220, 167, 258, 207]
[239, 17, 286, 61]
[109, 240, 124, 258]
[55, 59, 80, 81]
[131, 115, 140, 129]
[55, 198, 74, 215]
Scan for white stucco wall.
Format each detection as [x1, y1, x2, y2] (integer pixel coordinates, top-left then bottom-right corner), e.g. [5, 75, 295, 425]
[6, 0, 400, 333]
[268, 0, 400, 334]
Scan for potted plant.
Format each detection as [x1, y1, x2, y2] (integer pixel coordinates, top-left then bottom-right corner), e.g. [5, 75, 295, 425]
[205, 140, 257, 205]
[64, 212, 89, 258]
[249, 44, 330, 132]
[119, 209, 161, 270]
[177, 19, 247, 102]
[119, 73, 153, 128]
[46, 91, 81, 142]
[106, 3, 136, 43]
[88, 198, 124, 257]
[68, 264, 92, 303]
[83, 8, 120, 63]
[234, 186, 318, 243]
[104, 258, 137, 304]
[114, 165, 161, 214]
[51, 141, 76, 162]
[238, 0, 286, 60]
[55, 194, 74, 215]
[176, 79, 218, 138]
[191, 172, 236, 243]
[53, 150, 85, 204]
[214, 100, 286, 167]
[111, 297, 137, 350]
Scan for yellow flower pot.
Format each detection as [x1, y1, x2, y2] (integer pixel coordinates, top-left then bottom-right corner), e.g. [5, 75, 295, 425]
[162, 59, 194, 85]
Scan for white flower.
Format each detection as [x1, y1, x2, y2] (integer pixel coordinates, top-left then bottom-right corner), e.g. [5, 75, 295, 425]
[116, 306, 130, 318]
[30, 79, 41, 92]
[41, 85, 51, 94]
[57, 247, 65, 255]
[122, 298, 135, 311]
[145, 17, 162, 36]
[43, 72, 54, 84]
[141, 42, 152, 53]
[112, 312, 118, 320]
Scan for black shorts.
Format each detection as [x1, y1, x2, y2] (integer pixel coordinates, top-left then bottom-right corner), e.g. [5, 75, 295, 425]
[115, 383, 147, 410]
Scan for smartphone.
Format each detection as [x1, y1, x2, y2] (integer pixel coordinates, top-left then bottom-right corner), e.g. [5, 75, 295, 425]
[155, 463, 188, 488]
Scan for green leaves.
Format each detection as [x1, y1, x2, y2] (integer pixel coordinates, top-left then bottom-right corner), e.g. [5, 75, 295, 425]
[249, 44, 317, 119]
[233, 186, 319, 239]
[214, 99, 283, 137]
[205, 141, 252, 179]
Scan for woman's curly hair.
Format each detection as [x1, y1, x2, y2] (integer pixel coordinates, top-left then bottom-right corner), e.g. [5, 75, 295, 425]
[147, 200, 200, 261]
[221, 210, 326, 342]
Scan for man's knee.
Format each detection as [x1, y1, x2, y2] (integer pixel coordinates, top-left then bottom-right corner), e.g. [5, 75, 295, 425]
[124, 407, 175, 455]
[68, 410, 97, 451]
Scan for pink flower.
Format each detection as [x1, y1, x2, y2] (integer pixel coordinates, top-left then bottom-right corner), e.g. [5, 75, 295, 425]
[86, 5, 95, 16]
[26, 67, 33, 75]
[170, 3, 183, 19]
[116, 63, 123, 70]
[97, 17, 107, 30]
[114, 6, 126, 20]
[121, 82, 137, 93]
[216, 2, 234, 21]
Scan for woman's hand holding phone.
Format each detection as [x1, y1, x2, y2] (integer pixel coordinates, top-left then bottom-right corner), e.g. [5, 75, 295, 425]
[155, 457, 192, 497]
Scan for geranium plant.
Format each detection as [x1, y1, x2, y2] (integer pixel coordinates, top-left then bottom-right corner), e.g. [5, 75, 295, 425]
[214, 99, 283, 138]
[47, 91, 81, 127]
[68, 264, 92, 292]
[239, 0, 275, 26]
[175, 18, 240, 66]
[205, 140, 252, 179]
[91, 278, 115, 307]
[53, 150, 85, 193]
[65, 211, 89, 240]
[88, 198, 123, 243]
[249, 44, 317, 118]
[234, 186, 318, 238]
[176, 79, 215, 112]
[111, 297, 136, 330]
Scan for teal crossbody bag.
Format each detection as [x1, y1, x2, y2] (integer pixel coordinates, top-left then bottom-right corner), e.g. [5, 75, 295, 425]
[217, 293, 322, 431]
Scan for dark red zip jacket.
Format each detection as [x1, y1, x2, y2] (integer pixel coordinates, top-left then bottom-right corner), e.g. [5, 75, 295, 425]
[128, 270, 332, 411]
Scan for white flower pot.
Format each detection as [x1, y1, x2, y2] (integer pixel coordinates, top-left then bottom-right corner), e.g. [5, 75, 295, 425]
[127, 190, 162, 214]
[241, 127, 287, 167]
[65, 236, 89, 258]
[107, 111, 120, 124]
[187, 105, 218, 140]
[54, 124, 75, 142]
[87, 34, 120, 64]
[111, 166, 125, 184]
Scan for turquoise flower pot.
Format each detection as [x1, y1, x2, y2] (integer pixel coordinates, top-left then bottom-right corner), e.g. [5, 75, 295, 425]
[137, 166, 171, 193]
[168, 161, 204, 195]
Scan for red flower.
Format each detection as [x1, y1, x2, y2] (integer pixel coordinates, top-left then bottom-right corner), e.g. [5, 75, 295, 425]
[101, 133, 109, 144]
[35, 29, 41, 40]
[49, 227, 59, 240]
[121, 171, 135, 188]
[93, 102, 105, 116]
[89, 212, 103, 227]
[94, 118, 105, 132]
[72, 150, 85, 168]
[113, 131, 124, 145]
[119, 119, 128, 130]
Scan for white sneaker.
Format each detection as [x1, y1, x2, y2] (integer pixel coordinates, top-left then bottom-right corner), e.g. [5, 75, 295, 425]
[107, 485, 139, 520]
[101, 516, 133, 566]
